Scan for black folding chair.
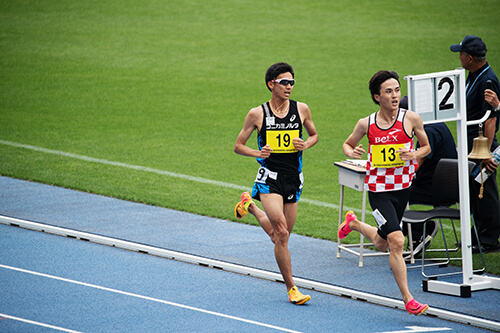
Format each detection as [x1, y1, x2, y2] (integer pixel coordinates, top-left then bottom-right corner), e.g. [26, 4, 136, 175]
[402, 158, 485, 278]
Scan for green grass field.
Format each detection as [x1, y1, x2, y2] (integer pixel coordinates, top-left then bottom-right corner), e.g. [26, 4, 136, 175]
[1, 0, 499, 275]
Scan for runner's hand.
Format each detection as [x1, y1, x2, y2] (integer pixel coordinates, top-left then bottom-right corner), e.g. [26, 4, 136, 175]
[351, 144, 366, 159]
[260, 144, 273, 158]
[292, 137, 308, 151]
[396, 148, 415, 161]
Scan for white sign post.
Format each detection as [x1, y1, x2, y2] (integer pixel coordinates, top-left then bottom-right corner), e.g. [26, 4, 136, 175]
[406, 69, 500, 297]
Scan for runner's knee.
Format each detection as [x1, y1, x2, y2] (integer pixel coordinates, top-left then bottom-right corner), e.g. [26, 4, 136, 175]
[388, 233, 405, 253]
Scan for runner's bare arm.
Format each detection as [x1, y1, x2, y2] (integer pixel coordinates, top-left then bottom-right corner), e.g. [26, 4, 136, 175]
[343, 117, 368, 159]
[234, 107, 272, 159]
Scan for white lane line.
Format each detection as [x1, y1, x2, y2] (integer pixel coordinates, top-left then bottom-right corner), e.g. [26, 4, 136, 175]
[0, 264, 303, 333]
[0, 312, 83, 333]
[0, 139, 361, 213]
[375, 326, 452, 333]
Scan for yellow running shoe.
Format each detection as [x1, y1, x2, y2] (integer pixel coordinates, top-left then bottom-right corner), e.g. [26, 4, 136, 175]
[234, 202, 247, 219]
[287, 286, 311, 305]
[241, 192, 253, 210]
[234, 192, 253, 219]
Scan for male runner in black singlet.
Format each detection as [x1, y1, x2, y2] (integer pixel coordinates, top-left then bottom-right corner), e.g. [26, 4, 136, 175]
[233, 62, 318, 304]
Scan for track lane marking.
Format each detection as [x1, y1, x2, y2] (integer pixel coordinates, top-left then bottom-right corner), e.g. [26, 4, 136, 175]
[0, 264, 303, 333]
[0, 312, 83, 333]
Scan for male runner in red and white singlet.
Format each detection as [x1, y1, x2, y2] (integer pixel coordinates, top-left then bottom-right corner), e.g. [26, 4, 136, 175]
[340, 70, 431, 316]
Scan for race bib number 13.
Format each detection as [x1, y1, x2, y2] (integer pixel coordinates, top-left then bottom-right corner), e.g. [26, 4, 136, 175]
[371, 143, 405, 168]
[267, 129, 299, 153]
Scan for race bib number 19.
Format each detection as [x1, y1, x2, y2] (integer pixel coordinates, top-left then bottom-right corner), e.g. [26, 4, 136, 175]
[371, 143, 405, 168]
[267, 129, 299, 153]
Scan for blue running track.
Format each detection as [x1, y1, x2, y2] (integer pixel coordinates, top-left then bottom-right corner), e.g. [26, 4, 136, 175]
[1, 176, 499, 332]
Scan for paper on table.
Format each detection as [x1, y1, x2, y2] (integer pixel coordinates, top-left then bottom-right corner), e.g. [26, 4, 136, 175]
[345, 159, 368, 168]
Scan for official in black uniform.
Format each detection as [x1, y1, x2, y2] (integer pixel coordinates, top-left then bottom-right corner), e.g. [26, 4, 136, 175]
[450, 35, 500, 253]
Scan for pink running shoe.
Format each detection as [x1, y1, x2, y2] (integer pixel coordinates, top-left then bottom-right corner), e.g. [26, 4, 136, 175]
[338, 211, 356, 239]
[405, 299, 429, 316]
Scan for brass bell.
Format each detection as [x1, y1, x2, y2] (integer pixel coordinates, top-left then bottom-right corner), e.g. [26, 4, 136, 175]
[468, 124, 493, 199]
[468, 125, 494, 160]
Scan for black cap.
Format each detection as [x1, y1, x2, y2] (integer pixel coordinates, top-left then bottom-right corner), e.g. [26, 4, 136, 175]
[450, 35, 487, 57]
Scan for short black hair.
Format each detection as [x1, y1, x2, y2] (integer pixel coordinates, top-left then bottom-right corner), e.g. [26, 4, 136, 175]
[369, 70, 400, 105]
[265, 62, 294, 91]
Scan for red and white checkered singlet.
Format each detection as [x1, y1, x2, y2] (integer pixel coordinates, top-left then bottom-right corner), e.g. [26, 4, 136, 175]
[365, 109, 417, 192]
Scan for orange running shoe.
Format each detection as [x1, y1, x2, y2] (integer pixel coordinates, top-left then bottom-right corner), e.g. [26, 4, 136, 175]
[234, 192, 253, 219]
[240, 192, 253, 211]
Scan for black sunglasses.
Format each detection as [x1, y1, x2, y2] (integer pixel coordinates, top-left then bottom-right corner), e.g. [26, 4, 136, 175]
[272, 79, 295, 86]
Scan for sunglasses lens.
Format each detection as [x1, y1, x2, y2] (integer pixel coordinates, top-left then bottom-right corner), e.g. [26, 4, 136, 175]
[280, 79, 294, 86]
